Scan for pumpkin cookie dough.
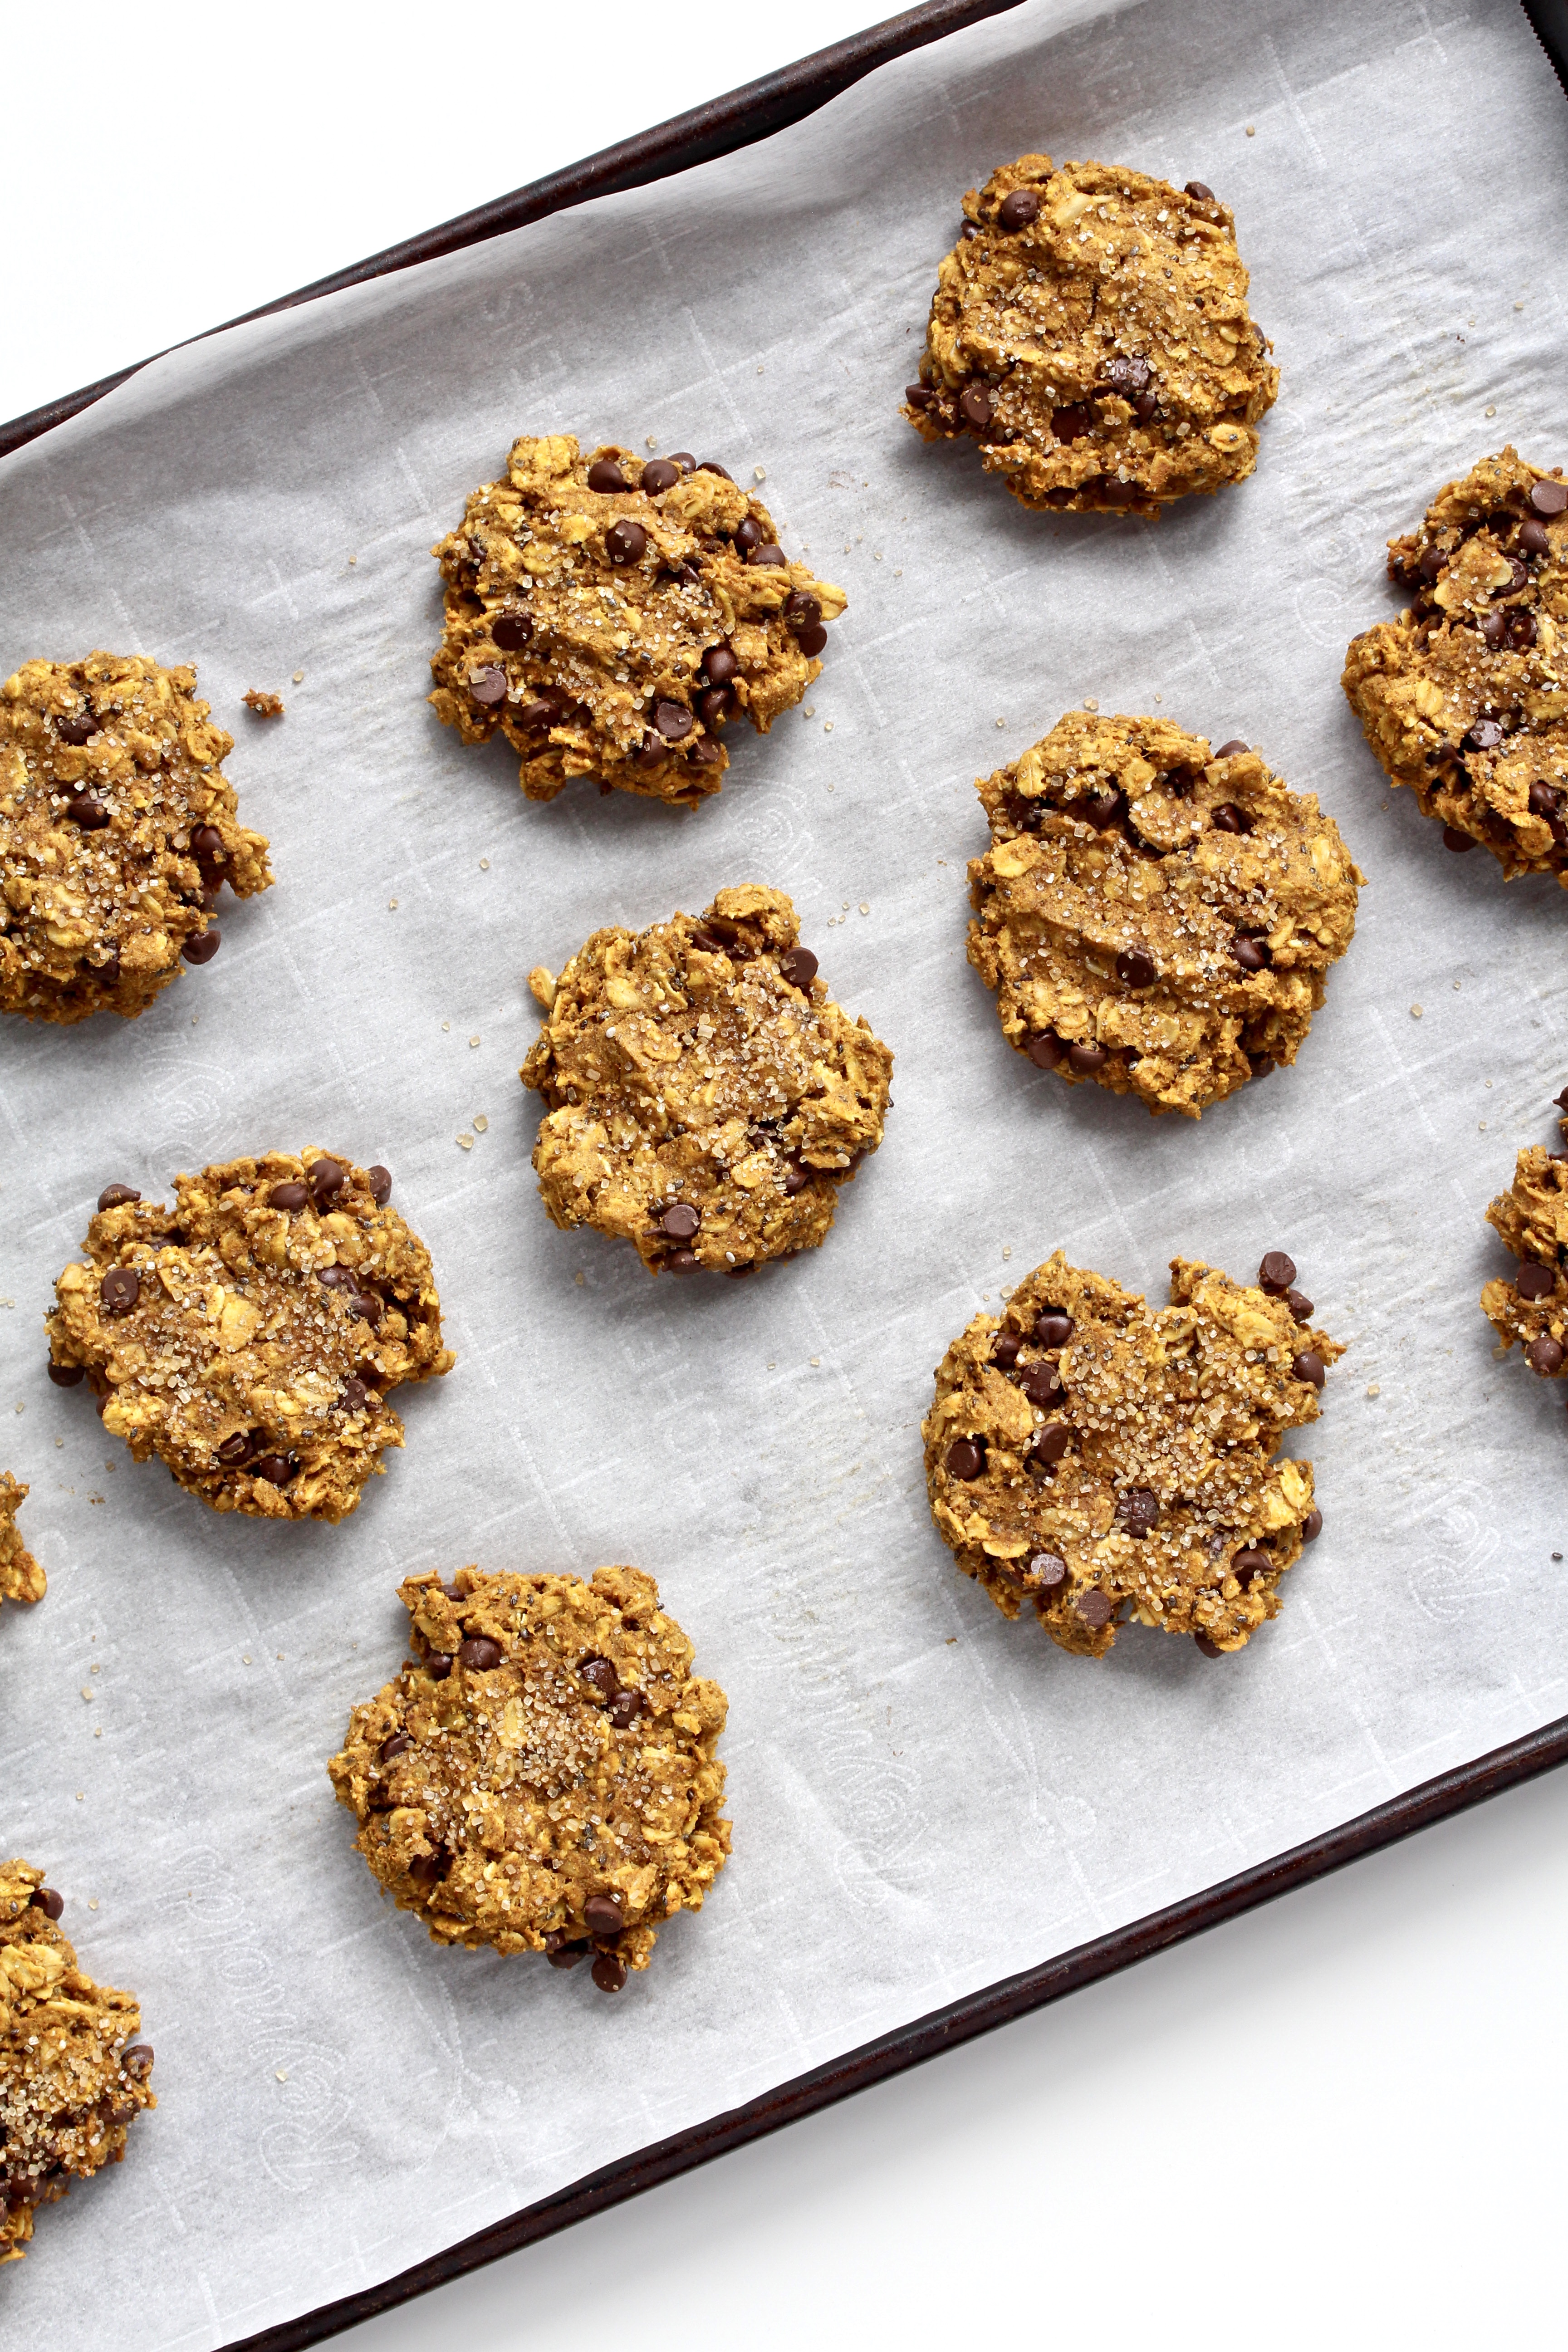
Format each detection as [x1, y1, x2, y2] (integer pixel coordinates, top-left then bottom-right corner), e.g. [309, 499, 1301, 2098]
[429, 434, 845, 806]
[329, 1566, 730, 1989]
[903, 157, 1278, 515]
[1480, 1086, 1568, 1400]
[966, 712, 1361, 1116]
[923, 1250, 1338, 1657]
[0, 1475, 43, 1612]
[1, 1861, 156, 2264]
[1344, 448, 1568, 879]
[0, 652, 272, 1022]
[521, 885, 893, 1274]
[44, 1154, 453, 1523]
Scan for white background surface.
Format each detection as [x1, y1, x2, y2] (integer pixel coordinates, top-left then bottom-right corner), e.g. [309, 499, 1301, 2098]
[5, 5, 1567, 2347]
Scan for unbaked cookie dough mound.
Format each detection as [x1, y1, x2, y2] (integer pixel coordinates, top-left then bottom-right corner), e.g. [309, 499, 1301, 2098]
[0, 653, 272, 1022]
[966, 712, 1362, 1117]
[903, 157, 1278, 516]
[0, 1475, 43, 1612]
[45, 1153, 454, 1523]
[1, 1861, 156, 2264]
[1481, 1088, 1568, 1399]
[1343, 447, 1568, 881]
[430, 434, 846, 807]
[329, 1567, 731, 1989]
[923, 1250, 1338, 1659]
[521, 884, 893, 1274]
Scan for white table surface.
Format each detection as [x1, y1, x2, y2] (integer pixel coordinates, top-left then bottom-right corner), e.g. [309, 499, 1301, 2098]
[6, 5, 1565, 2345]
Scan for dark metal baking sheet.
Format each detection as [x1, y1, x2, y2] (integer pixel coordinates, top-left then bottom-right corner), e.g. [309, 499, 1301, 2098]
[6, 5, 1567, 2345]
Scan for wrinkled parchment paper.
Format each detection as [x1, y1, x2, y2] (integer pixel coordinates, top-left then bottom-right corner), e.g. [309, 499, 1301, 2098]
[5, 0, 1568, 2339]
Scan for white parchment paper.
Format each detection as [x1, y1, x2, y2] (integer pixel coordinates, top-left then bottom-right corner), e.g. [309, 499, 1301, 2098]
[5, 0, 1568, 2339]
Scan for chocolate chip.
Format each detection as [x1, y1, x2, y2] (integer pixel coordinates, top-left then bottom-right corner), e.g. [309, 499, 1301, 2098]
[1031, 1420, 1073, 1465]
[998, 188, 1040, 229]
[778, 946, 818, 991]
[583, 1893, 624, 1937]
[1051, 402, 1093, 442]
[1116, 1487, 1161, 1538]
[734, 515, 764, 554]
[654, 699, 693, 740]
[1067, 1041, 1107, 1072]
[666, 1249, 701, 1272]
[458, 1637, 503, 1672]
[308, 1157, 346, 1204]
[254, 1451, 297, 1486]
[67, 791, 109, 828]
[704, 644, 740, 686]
[1194, 1633, 1224, 1658]
[959, 383, 993, 431]
[1529, 782, 1560, 818]
[1249, 1053, 1277, 1078]
[1214, 739, 1250, 757]
[1210, 803, 1250, 833]
[1442, 824, 1477, 851]
[1116, 947, 1157, 990]
[1074, 1589, 1112, 1627]
[1464, 718, 1504, 752]
[378, 1731, 412, 1764]
[317, 1264, 356, 1291]
[1034, 1311, 1073, 1348]
[350, 1288, 384, 1330]
[1258, 1251, 1297, 1294]
[181, 927, 221, 964]
[1231, 1547, 1271, 1588]
[519, 696, 563, 731]
[29, 1887, 64, 1921]
[1080, 789, 1126, 829]
[945, 1437, 985, 1480]
[783, 592, 822, 632]
[749, 544, 786, 567]
[1103, 355, 1152, 395]
[55, 710, 97, 745]
[783, 1156, 810, 1196]
[656, 1202, 700, 1243]
[1291, 1349, 1326, 1387]
[359, 1166, 390, 1210]
[338, 1377, 371, 1414]
[592, 1952, 628, 1992]
[606, 519, 647, 565]
[698, 687, 734, 729]
[1027, 1552, 1068, 1588]
[1520, 517, 1551, 554]
[1528, 1335, 1564, 1373]
[491, 612, 533, 652]
[698, 461, 733, 480]
[408, 1852, 448, 1889]
[1017, 1360, 1064, 1408]
[426, 1651, 454, 1681]
[588, 459, 629, 493]
[469, 666, 507, 705]
[1028, 1032, 1065, 1069]
[640, 459, 680, 493]
[1185, 180, 1216, 200]
[960, 220, 980, 240]
[546, 1935, 586, 1968]
[97, 1183, 140, 1211]
[670, 452, 696, 473]
[1509, 608, 1539, 650]
[1301, 1509, 1323, 1541]
[796, 623, 828, 656]
[906, 383, 936, 409]
[47, 1359, 84, 1387]
[1286, 1288, 1314, 1323]
[100, 1267, 139, 1316]
[120, 2045, 154, 2079]
[607, 1688, 646, 1729]
[1231, 936, 1269, 973]
[691, 739, 723, 768]
[1517, 1262, 1555, 1299]
[991, 1332, 1022, 1368]
[579, 1656, 619, 1698]
[1530, 479, 1568, 516]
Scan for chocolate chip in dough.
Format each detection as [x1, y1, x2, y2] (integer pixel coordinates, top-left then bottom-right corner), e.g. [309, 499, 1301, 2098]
[182, 928, 221, 964]
[1517, 1262, 1555, 1299]
[100, 1267, 139, 1316]
[1257, 1251, 1297, 1294]
[998, 188, 1040, 229]
[606, 519, 647, 566]
[458, 1637, 503, 1672]
[97, 1184, 141, 1211]
[945, 1437, 985, 1480]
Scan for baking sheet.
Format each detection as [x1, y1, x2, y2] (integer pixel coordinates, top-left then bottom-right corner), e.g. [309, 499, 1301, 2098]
[4, 0, 1568, 2340]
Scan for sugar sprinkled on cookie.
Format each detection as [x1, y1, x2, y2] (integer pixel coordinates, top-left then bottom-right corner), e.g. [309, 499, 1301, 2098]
[46, 1154, 452, 1523]
[430, 436, 845, 805]
[0, 1860, 156, 2263]
[0, 1475, 43, 1612]
[1343, 446, 1568, 879]
[923, 1250, 1338, 1657]
[965, 711, 1362, 1116]
[520, 884, 893, 1274]
[0, 653, 272, 1022]
[329, 1566, 730, 1986]
[904, 157, 1277, 515]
